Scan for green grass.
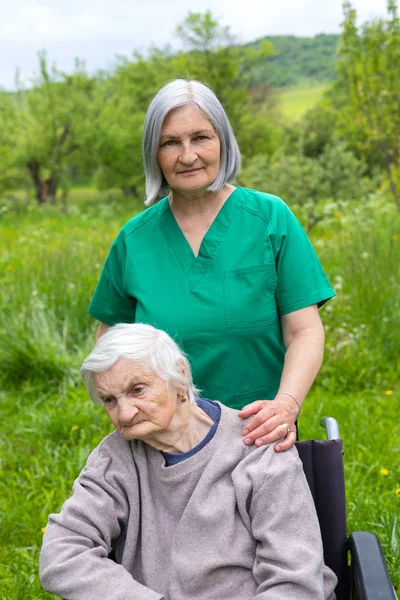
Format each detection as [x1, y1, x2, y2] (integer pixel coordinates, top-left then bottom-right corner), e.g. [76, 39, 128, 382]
[278, 83, 329, 120]
[0, 189, 399, 598]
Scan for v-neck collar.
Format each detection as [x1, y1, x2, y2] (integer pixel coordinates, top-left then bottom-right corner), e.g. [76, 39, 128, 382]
[158, 188, 241, 290]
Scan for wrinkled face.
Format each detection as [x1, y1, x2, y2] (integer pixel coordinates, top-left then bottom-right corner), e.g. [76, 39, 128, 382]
[95, 358, 182, 442]
[157, 104, 221, 195]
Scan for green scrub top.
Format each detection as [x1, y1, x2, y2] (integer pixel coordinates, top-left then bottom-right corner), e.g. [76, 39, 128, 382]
[89, 187, 335, 410]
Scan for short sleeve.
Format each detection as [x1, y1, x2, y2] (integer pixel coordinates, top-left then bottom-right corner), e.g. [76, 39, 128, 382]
[270, 201, 335, 316]
[88, 229, 137, 325]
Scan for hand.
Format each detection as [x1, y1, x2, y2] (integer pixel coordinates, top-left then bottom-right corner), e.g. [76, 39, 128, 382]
[237, 398, 298, 452]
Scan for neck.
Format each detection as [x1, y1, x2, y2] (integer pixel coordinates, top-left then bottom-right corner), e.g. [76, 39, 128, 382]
[145, 404, 214, 454]
[169, 184, 235, 218]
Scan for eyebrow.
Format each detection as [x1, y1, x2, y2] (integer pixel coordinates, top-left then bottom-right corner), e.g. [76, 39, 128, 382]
[160, 128, 214, 140]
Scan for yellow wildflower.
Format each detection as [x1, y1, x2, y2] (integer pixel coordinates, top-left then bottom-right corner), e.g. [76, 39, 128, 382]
[5, 265, 13, 271]
[391, 235, 397, 241]
[381, 468, 389, 477]
[71, 425, 79, 431]
[385, 390, 393, 395]
[395, 488, 400, 496]
[41, 527, 46, 533]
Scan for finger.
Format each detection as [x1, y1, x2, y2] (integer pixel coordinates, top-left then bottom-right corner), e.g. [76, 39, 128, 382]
[240, 398, 295, 421]
[244, 419, 291, 445]
[274, 430, 297, 452]
[254, 429, 296, 449]
[242, 409, 279, 437]
[237, 400, 269, 418]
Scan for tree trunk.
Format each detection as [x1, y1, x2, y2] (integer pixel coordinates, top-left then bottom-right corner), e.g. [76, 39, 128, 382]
[27, 160, 47, 203]
[27, 124, 74, 204]
[26, 160, 59, 203]
[45, 177, 58, 202]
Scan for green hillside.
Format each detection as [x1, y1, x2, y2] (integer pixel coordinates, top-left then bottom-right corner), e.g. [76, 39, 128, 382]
[250, 34, 339, 87]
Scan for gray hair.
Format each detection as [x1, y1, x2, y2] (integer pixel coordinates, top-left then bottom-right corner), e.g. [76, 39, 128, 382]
[142, 79, 241, 205]
[81, 323, 199, 406]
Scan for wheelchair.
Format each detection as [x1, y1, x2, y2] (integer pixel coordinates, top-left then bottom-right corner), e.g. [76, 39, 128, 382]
[296, 417, 397, 600]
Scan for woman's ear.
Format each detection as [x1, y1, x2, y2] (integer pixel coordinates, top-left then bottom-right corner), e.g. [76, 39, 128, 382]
[176, 358, 189, 402]
[176, 357, 189, 378]
[176, 385, 189, 403]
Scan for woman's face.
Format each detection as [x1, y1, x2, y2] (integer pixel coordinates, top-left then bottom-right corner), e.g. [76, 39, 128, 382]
[95, 358, 183, 442]
[157, 104, 221, 195]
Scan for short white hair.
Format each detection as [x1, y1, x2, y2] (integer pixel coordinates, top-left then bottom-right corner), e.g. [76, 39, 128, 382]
[81, 323, 199, 406]
[142, 79, 241, 205]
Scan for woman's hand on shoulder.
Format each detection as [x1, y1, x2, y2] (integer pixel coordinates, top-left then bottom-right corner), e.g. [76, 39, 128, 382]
[237, 397, 298, 452]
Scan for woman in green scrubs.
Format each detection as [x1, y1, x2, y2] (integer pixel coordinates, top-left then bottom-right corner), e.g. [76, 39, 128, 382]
[89, 79, 335, 452]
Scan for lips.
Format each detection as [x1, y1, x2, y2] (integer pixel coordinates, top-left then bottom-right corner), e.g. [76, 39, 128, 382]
[178, 168, 202, 174]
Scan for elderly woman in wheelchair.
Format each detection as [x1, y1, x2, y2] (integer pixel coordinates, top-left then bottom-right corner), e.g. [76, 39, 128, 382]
[40, 323, 337, 600]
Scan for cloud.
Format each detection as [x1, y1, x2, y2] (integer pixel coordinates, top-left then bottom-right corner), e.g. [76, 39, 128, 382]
[2, 1, 174, 43]
[0, 0, 389, 89]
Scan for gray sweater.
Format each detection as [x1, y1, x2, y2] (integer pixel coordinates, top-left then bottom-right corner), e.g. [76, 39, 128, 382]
[40, 403, 337, 600]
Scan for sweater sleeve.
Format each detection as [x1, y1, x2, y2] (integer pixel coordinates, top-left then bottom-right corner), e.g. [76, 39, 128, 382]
[40, 445, 164, 600]
[237, 445, 337, 600]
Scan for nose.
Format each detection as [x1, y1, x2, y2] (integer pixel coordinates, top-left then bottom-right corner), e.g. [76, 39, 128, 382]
[179, 141, 197, 165]
[118, 400, 139, 425]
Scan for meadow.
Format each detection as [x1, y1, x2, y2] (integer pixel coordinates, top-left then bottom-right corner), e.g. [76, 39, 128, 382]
[0, 186, 399, 599]
[278, 82, 329, 120]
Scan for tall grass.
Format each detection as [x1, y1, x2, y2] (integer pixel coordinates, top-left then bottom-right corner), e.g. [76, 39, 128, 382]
[0, 191, 399, 598]
[314, 198, 400, 392]
[0, 194, 140, 387]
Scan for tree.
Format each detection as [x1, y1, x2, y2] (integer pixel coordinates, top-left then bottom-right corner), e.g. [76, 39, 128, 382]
[0, 92, 25, 199]
[16, 54, 95, 204]
[90, 76, 146, 197]
[335, 0, 400, 212]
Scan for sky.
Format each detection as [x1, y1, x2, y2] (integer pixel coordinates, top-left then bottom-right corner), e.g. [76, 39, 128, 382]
[1, 0, 390, 90]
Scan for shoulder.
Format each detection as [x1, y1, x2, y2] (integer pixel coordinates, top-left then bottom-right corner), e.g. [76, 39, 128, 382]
[235, 187, 296, 227]
[216, 403, 276, 464]
[85, 430, 133, 472]
[217, 402, 247, 438]
[116, 197, 169, 242]
[217, 403, 303, 477]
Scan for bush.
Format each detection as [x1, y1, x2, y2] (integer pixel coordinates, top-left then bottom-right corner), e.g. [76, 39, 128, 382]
[239, 140, 375, 229]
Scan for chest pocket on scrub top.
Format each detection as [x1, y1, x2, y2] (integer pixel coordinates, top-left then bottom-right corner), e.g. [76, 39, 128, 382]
[223, 263, 278, 329]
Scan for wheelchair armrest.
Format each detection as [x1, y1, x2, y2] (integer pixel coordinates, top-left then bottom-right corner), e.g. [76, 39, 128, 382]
[320, 416, 341, 441]
[348, 531, 397, 600]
